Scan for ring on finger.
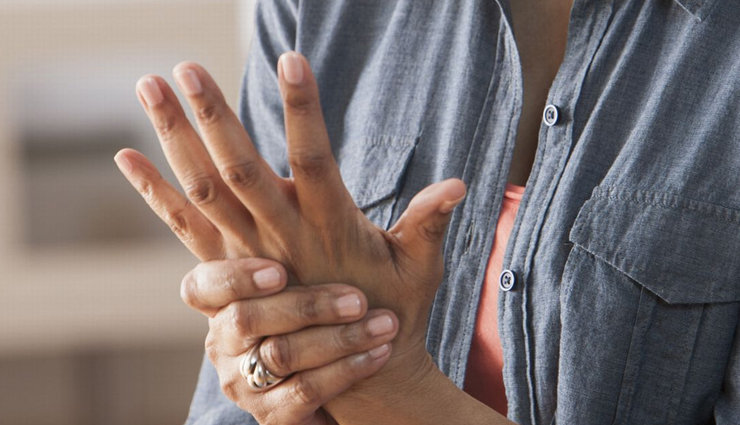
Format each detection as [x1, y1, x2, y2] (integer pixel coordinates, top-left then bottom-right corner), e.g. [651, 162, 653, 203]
[240, 340, 287, 391]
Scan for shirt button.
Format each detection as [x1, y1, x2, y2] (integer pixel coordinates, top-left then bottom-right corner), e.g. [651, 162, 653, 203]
[543, 104, 560, 127]
[499, 269, 516, 292]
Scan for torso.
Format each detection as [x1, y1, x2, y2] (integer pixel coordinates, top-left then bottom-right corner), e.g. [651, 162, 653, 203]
[234, 3, 740, 424]
[507, 0, 574, 186]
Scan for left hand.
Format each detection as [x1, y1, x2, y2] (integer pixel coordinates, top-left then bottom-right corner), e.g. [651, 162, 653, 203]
[115, 52, 466, 410]
[180, 258, 398, 425]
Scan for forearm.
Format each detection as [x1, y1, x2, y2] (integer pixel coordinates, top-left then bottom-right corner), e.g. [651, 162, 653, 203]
[325, 357, 515, 425]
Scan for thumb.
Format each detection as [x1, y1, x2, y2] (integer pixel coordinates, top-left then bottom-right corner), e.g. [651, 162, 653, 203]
[388, 179, 467, 265]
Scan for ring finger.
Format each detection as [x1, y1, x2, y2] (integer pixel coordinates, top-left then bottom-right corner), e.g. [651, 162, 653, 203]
[258, 309, 398, 378]
[172, 62, 295, 225]
[136, 75, 253, 238]
[114, 148, 224, 261]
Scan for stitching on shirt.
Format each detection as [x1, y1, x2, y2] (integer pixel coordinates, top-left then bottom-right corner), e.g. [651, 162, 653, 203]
[592, 186, 740, 226]
[488, 38, 526, 408]
[572, 194, 740, 304]
[358, 135, 417, 148]
[451, 14, 526, 386]
[344, 136, 417, 207]
[667, 306, 704, 424]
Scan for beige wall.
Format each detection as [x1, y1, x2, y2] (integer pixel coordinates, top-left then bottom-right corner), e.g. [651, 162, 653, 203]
[0, 1, 254, 423]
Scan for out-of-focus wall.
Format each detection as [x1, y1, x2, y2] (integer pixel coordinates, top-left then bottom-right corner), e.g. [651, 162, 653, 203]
[0, 1, 255, 424]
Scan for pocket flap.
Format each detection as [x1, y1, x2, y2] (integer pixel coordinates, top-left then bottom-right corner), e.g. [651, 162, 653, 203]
[337, 135, 418, 210]
[569, 186, 740, 304]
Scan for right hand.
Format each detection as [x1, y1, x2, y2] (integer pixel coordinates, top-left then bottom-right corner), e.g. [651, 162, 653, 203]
[181, 257, 399, 425]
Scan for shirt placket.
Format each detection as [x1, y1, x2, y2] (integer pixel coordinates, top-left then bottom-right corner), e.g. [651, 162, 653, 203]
[497, 1, 615, 424]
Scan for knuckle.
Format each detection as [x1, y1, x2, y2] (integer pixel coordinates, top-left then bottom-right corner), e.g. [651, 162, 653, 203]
[184, 175, 219, 206]
[259, 408, 285, 425]
[288, 152, 331, 181]
[136, 180, 155, 202]
[260, 336, 293, 377]
[163, 207, 191, 240]
[204, 332, 219, 363]
[220, 161, 262, 190]
[283, 90, 316, 114]
[219, 373, 240, 401]
[195, 103, 224, 126]
[296, 291, 320, 322]
[290, 374, 322, 406]
[222, 265, 241, 300]
[153, 114, 179, 142]
[228, 302, 256, 338]
[335, 324, 360, 352]
[417, 221, 447, 243]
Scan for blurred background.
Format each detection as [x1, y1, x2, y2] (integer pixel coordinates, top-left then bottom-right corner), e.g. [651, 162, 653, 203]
[0, 0, 255, 423]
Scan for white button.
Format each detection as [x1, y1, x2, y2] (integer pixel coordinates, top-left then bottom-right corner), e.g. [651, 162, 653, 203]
[543, 104, 559, 127]
[499, 269, 516, 292]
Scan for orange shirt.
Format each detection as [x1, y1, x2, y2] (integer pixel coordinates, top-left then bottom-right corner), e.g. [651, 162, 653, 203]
[464, 182, 525, 417]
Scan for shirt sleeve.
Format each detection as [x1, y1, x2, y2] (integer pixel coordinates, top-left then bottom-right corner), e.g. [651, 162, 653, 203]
[185, 1, 297, 423]
[185, 356, 257, 425]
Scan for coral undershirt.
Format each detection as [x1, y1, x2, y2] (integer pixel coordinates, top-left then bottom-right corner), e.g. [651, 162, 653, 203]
[464, 182, 526, 417]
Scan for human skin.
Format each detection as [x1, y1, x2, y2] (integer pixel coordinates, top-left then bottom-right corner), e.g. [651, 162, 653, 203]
[115, 52, 514, 424]
[179, 258, 393, 425]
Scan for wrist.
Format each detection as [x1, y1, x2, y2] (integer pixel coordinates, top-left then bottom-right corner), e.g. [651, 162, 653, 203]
[325, 349, 515, 425]
[324, 349, 442, 423]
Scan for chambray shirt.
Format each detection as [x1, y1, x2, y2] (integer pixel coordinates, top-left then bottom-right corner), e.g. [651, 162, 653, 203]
[187, 1, 740, 424]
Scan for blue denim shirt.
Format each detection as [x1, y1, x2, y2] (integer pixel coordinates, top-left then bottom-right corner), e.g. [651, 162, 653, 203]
[186, 1, 740, 424]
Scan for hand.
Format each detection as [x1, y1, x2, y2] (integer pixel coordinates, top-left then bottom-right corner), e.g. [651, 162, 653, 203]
[115, 51, 464, 355]
[180, 258, 399, 425]
[115, 52, 466, 417]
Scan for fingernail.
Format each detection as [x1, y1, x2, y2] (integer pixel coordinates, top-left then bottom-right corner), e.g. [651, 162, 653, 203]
[139, 77, 164, 106]
[114, 152, 133, 174]
[439, 194, 466, 214]
[335, 294, 362, 318]
[174, 69, 203, 96]
[368, 344, 390, 359]
[281, 52, 304, 85]
[367, 314, 394, 337]
[253, 267, 282, 290]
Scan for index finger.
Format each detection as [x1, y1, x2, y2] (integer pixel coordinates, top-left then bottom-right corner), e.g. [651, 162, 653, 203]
[278, 52, 355, 222]
[181, 258, 288, 316]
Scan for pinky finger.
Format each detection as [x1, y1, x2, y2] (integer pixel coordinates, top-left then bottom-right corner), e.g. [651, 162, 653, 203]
[263, 344, 392, 424]
[114, 148, 224, 261]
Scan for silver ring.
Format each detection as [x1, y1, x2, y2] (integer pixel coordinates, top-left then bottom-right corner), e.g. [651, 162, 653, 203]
[240, 341, 286, 390]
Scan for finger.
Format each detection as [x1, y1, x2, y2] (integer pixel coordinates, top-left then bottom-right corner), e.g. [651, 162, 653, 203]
[389, 179, 467, 266]
[277, 52, 355, 222]
[259, 309, 398, 378]
[181, 258, 289, 317]
[172, 62, 295, 225]
[210, 284, 368, 354]
[136, 75, 253, 237]
[262, 344, 392, 423]
[114, 148, 224, 261]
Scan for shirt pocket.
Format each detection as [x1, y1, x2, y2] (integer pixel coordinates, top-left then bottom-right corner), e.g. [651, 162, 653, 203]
[558, 186, 740, 425]
[336, 135, 418, 230]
